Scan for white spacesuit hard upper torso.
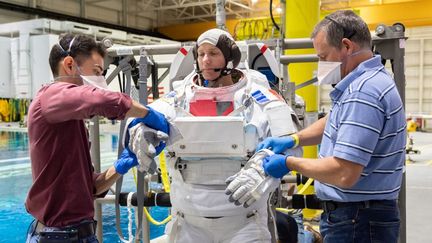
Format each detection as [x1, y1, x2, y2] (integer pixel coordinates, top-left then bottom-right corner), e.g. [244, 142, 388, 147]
[151, 69, 299, 217]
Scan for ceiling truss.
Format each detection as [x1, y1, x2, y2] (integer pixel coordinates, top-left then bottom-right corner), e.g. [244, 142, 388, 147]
[84, 0, 270, 26]
[6, 0, 424, 31]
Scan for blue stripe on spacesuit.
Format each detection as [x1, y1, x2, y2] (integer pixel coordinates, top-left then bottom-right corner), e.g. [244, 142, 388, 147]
[165, 91, 177, 98]
[251, 90, 270, 104]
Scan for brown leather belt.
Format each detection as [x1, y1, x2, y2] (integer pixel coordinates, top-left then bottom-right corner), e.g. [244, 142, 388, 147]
[35, 221, 95, 239]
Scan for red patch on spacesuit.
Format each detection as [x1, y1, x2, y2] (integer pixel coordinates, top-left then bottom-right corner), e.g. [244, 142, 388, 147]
[180, 47, 188, 56]
[268, 89, 284, 101]
[189, 99, 234, 116]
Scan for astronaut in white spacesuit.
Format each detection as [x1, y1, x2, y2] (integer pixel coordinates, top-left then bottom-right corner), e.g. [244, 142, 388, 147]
[126, 28, 301, 243]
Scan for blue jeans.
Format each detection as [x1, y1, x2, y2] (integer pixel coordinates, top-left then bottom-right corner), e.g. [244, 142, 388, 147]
[26, 220, 99, 243]
[292, 212, 315, 243]
[320, 200, 400, 243]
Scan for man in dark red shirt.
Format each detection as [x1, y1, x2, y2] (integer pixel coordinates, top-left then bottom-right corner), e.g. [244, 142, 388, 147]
[25, 34, 169, 243]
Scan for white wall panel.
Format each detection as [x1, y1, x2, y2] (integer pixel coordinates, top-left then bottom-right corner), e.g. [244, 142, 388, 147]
[37, 0, 81, 16]
[0, 9, 28, 25]
[10, 38, 22, 98]
[1, 0, 159, 30]
[405, 39, 421, 53]
[423, 52, 432, 65]
[424, 39, 432, 49]
[86, 4, 120, 25]
[0, 37, 12, 98]
[29, 34, 58, 97]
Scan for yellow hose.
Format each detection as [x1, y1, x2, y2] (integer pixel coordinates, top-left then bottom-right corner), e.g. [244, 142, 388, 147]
[159, 151, 171, 193]
[275, 208, 294, 214]
[144, 208, 172, 226]
[131, 152, 172, 225]
[297, 178, 314, 195]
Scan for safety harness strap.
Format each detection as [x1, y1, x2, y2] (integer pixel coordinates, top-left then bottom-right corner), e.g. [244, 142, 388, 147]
[115, 60, 136, 243]
[135, 171, 145, 239]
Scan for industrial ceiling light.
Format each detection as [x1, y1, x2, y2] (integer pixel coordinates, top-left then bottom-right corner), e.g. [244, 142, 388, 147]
[276, 7, 282, 14]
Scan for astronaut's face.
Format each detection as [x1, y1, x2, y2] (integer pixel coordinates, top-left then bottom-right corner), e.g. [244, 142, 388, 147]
[197, 43, 226, 81]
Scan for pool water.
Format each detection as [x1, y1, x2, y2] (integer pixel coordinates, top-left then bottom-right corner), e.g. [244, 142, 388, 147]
[0, 130, 168, 242]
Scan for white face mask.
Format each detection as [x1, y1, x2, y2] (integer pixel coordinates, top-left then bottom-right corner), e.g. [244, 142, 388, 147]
[316, 49, 371, 85]
[81, 75, 109, 90]
[75, 65, 109, 90]
[317, 61, 342, 85]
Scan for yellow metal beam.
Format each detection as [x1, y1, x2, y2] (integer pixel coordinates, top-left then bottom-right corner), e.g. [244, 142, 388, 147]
[285, 0, 320, 220]
[357, 0, 432, 29]
[321, 0, 420, 11]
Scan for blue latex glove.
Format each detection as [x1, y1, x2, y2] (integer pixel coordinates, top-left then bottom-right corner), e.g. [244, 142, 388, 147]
[262, 154, 290, 179]
[128, 107, 169, 154]
[114, 148, 139, 175]
[137, 106, 170, 135]
[256, 136, 296, 154]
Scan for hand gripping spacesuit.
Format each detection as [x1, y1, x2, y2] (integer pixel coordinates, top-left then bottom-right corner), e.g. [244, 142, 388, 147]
[129, 29, 301, 243]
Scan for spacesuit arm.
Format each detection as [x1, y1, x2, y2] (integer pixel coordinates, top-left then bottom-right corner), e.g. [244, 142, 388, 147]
[122, 93, 183, 173]
[245, 70, 300, 138]
[258, 90, 304, 156]
[262, 100, 298, 137]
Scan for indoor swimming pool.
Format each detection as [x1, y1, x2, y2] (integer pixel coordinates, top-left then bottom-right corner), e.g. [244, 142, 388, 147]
[0, 130, 168, 242]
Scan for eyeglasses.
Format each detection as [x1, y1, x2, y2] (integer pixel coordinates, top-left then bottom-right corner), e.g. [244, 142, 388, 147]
[325, 16, 356, 39]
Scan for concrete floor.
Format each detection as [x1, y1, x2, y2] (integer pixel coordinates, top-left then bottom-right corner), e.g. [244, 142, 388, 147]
[405, 131, 432, 242]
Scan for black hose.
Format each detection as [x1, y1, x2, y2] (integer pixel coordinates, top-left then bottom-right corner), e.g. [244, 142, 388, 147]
[268, 79, 288, 104]
[251, 53, 263, 70]
[117, 73, 123, 93]
[122, 72, 126, 92]
[270, 0, 280, 32]
[118, 192, 171, 207]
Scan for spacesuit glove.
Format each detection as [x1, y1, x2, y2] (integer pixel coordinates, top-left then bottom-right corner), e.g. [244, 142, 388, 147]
[125, 115, 169, 155]
[256, 135, 298, 154]
[114, 149, 139, 175]
[124, 118, 169, 173]
[225, 149, 280, 208]
[262, 154, 291, 179]
[135, 106, 170, 136]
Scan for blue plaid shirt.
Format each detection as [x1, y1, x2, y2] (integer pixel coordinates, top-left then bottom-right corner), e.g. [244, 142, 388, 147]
[316, 55, 406, 202]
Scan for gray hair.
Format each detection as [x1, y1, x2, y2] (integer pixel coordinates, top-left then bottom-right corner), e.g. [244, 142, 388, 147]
[311, 10, 371, 49]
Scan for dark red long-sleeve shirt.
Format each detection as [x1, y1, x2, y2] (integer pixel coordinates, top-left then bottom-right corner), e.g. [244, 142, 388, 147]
[25, 82, 132, 227]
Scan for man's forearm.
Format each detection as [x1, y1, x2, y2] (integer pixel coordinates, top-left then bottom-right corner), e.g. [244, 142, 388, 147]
[94, 166, 121, 195]
[296, 115, 327, 146]
[125, 100, 149, 118]
[286, 155, 363, 188]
